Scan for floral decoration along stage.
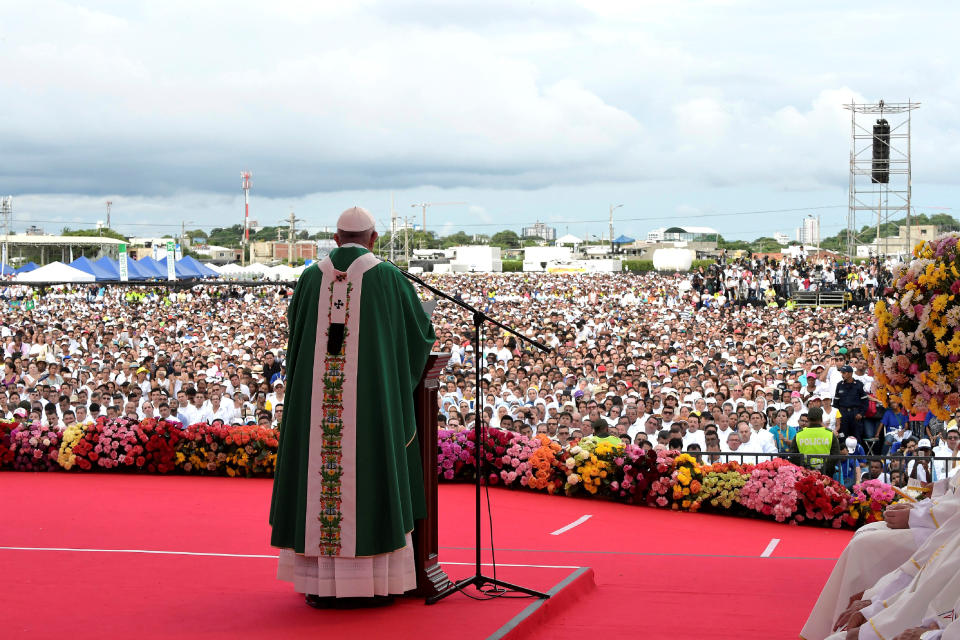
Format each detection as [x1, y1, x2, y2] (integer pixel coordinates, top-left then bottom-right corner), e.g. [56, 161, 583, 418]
[436, 430, 890, 530]
[865, 232, 960, 418]
[0, 417, 891, 530]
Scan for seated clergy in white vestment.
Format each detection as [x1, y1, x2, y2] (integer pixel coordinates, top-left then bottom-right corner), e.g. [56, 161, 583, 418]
[821, 512, 960, 639]
[801, 474, 960, 640]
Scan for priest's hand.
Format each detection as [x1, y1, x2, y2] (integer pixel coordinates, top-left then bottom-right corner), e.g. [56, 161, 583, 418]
[845, 627, 861, 640]
[843, 611, 868, 631]
[885, 507, 912, 529]
[848, 590, 866, 606]
[887, 502, 913, 511]
[892, 623, 940, 640]
[835, 600, 872, 631]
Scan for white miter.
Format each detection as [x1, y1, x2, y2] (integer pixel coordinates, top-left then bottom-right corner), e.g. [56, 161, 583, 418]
[337, 206, 376, 231]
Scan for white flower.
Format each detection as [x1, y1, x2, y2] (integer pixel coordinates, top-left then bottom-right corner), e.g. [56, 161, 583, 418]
[565, 457, 576, 469]
[568, 446, 582, 456]
[567, 474, 580, 485]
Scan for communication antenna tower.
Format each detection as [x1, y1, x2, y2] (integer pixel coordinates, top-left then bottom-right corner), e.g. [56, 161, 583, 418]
[241, 171, 252, 266]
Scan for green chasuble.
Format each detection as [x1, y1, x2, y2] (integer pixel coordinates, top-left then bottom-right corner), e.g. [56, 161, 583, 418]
[269, 246, 435, 557]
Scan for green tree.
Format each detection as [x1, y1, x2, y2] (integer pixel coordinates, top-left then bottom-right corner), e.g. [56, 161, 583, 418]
[489, 230, 521, 248]
[61, 227, 128, 242]
[441, 231, 472, 247]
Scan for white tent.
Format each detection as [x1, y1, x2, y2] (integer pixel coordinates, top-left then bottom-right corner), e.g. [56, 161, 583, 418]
[243, 263, 273, 276]
[269, 264, 298, 280]
[16, 261, 96, 283]
[556, 233, 583, 246]
[216, 263, 244, 276]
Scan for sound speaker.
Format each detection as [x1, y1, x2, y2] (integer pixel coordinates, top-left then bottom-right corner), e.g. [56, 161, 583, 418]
[872, 119, 890, 184]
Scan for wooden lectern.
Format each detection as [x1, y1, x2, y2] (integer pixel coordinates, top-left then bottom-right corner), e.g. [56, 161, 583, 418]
[410, 352, 453, 599]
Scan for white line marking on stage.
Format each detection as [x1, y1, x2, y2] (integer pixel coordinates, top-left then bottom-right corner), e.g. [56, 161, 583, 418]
[0, 547, 580, 570]
[443, 562, 580, 569]
[550, 514, 592, 536]
[760, 538, 780, 558]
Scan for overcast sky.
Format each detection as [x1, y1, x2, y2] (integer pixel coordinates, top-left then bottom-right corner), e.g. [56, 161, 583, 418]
[2, 1, 958, 241]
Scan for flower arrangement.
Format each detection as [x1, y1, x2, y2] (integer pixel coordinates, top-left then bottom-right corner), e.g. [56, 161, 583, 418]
[646, 449, 680, 507]
[57, 423, 87, 470]
[845, 479, 897, 527]
[10, 421, 61, 471]
[615, 446, 661, 503]
[524, 435, 563, 493]
[739, 458, 804, 522]
[93, 417, 141, 470]
[437, 428, 474, 481]
[794, 470, 851, 527]
[135, 418, 184, 473]
[221, 424, 279, 477]
[0, 416, 902, 532]
[0, 419, 17, 468]
[563, 436, 624, 496]
[864, 232, 960, 418]
[695, 466, 749, 512]
[68, 420, 104, 471]
[499, 434, 538, 486]
[670, 453, 704, 512]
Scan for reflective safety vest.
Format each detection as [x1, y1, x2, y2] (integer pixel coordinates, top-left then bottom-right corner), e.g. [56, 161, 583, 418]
[795, 426, 833, 469]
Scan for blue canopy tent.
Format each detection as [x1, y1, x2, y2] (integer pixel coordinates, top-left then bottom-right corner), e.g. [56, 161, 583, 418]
[136, 257, 167, 279]
[94, 256, 149, 281]
[0, 264, 14, 276]
[174, 259, 202, 279]
[70, 256, 116, 281]
[120, 257, 153, 281]
[92, 256, 120, 280]
[613, 234, 635, 245]
[177, 255, 218, 278]
[15, 261, 39, 274]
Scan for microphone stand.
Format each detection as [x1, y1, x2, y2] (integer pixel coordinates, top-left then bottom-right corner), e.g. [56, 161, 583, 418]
[389, 262, 551, 604]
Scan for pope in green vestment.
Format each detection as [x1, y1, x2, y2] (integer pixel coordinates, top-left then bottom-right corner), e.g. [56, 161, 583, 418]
[270, 210, 435, 599]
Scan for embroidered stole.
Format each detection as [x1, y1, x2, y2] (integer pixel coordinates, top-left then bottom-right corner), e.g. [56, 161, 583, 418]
[304, 252, 379, 558]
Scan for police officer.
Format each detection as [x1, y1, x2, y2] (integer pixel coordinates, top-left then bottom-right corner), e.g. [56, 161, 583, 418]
[833, 364, 868, 442]
[791, 407, 840, 477]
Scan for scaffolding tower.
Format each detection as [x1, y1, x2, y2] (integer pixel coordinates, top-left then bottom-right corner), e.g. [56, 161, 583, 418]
[843, 100, 919, 258]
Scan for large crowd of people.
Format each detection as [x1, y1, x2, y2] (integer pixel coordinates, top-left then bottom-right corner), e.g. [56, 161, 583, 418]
[0, 252, 950, 489]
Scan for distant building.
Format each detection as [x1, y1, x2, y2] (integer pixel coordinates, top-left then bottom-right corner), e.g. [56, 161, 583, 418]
[250, 240, 318, 263]
[796, 216, 820, 245]
[774, 232, 790, 245]
[521, 221, 557, 242]
[646, 228, 666, 242]
[857, 224, 939, 257]
[25, 225, 45, 236]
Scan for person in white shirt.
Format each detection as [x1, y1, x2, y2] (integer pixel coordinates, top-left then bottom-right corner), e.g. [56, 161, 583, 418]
[265, 379, 285, 415]
[209, 393, 235, 424]
[714, 413, 735, 451]
[820, 396, 842, 433]
[748, 411, 777, 452]
[682, 414, 706, 450]
[786, 396, 806, 428]
[934, 427, 960, 479]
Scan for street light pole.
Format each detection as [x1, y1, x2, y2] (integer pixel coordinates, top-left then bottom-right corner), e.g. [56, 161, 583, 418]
[609, 204, 623, 253]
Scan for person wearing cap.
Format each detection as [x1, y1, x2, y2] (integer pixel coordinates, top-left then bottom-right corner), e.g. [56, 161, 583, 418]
[837, 436, 866, 488]
[271, 206, 435, 608]
[833, 364, 868, 443]
[789, 407, 839, 477]
[905, 438, 938, 483]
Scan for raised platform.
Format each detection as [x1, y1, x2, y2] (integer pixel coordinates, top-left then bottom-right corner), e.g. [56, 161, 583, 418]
[0, 473, 851, 639]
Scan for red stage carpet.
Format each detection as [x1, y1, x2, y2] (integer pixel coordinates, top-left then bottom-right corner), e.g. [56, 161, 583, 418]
[0, 473, 850, 639]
